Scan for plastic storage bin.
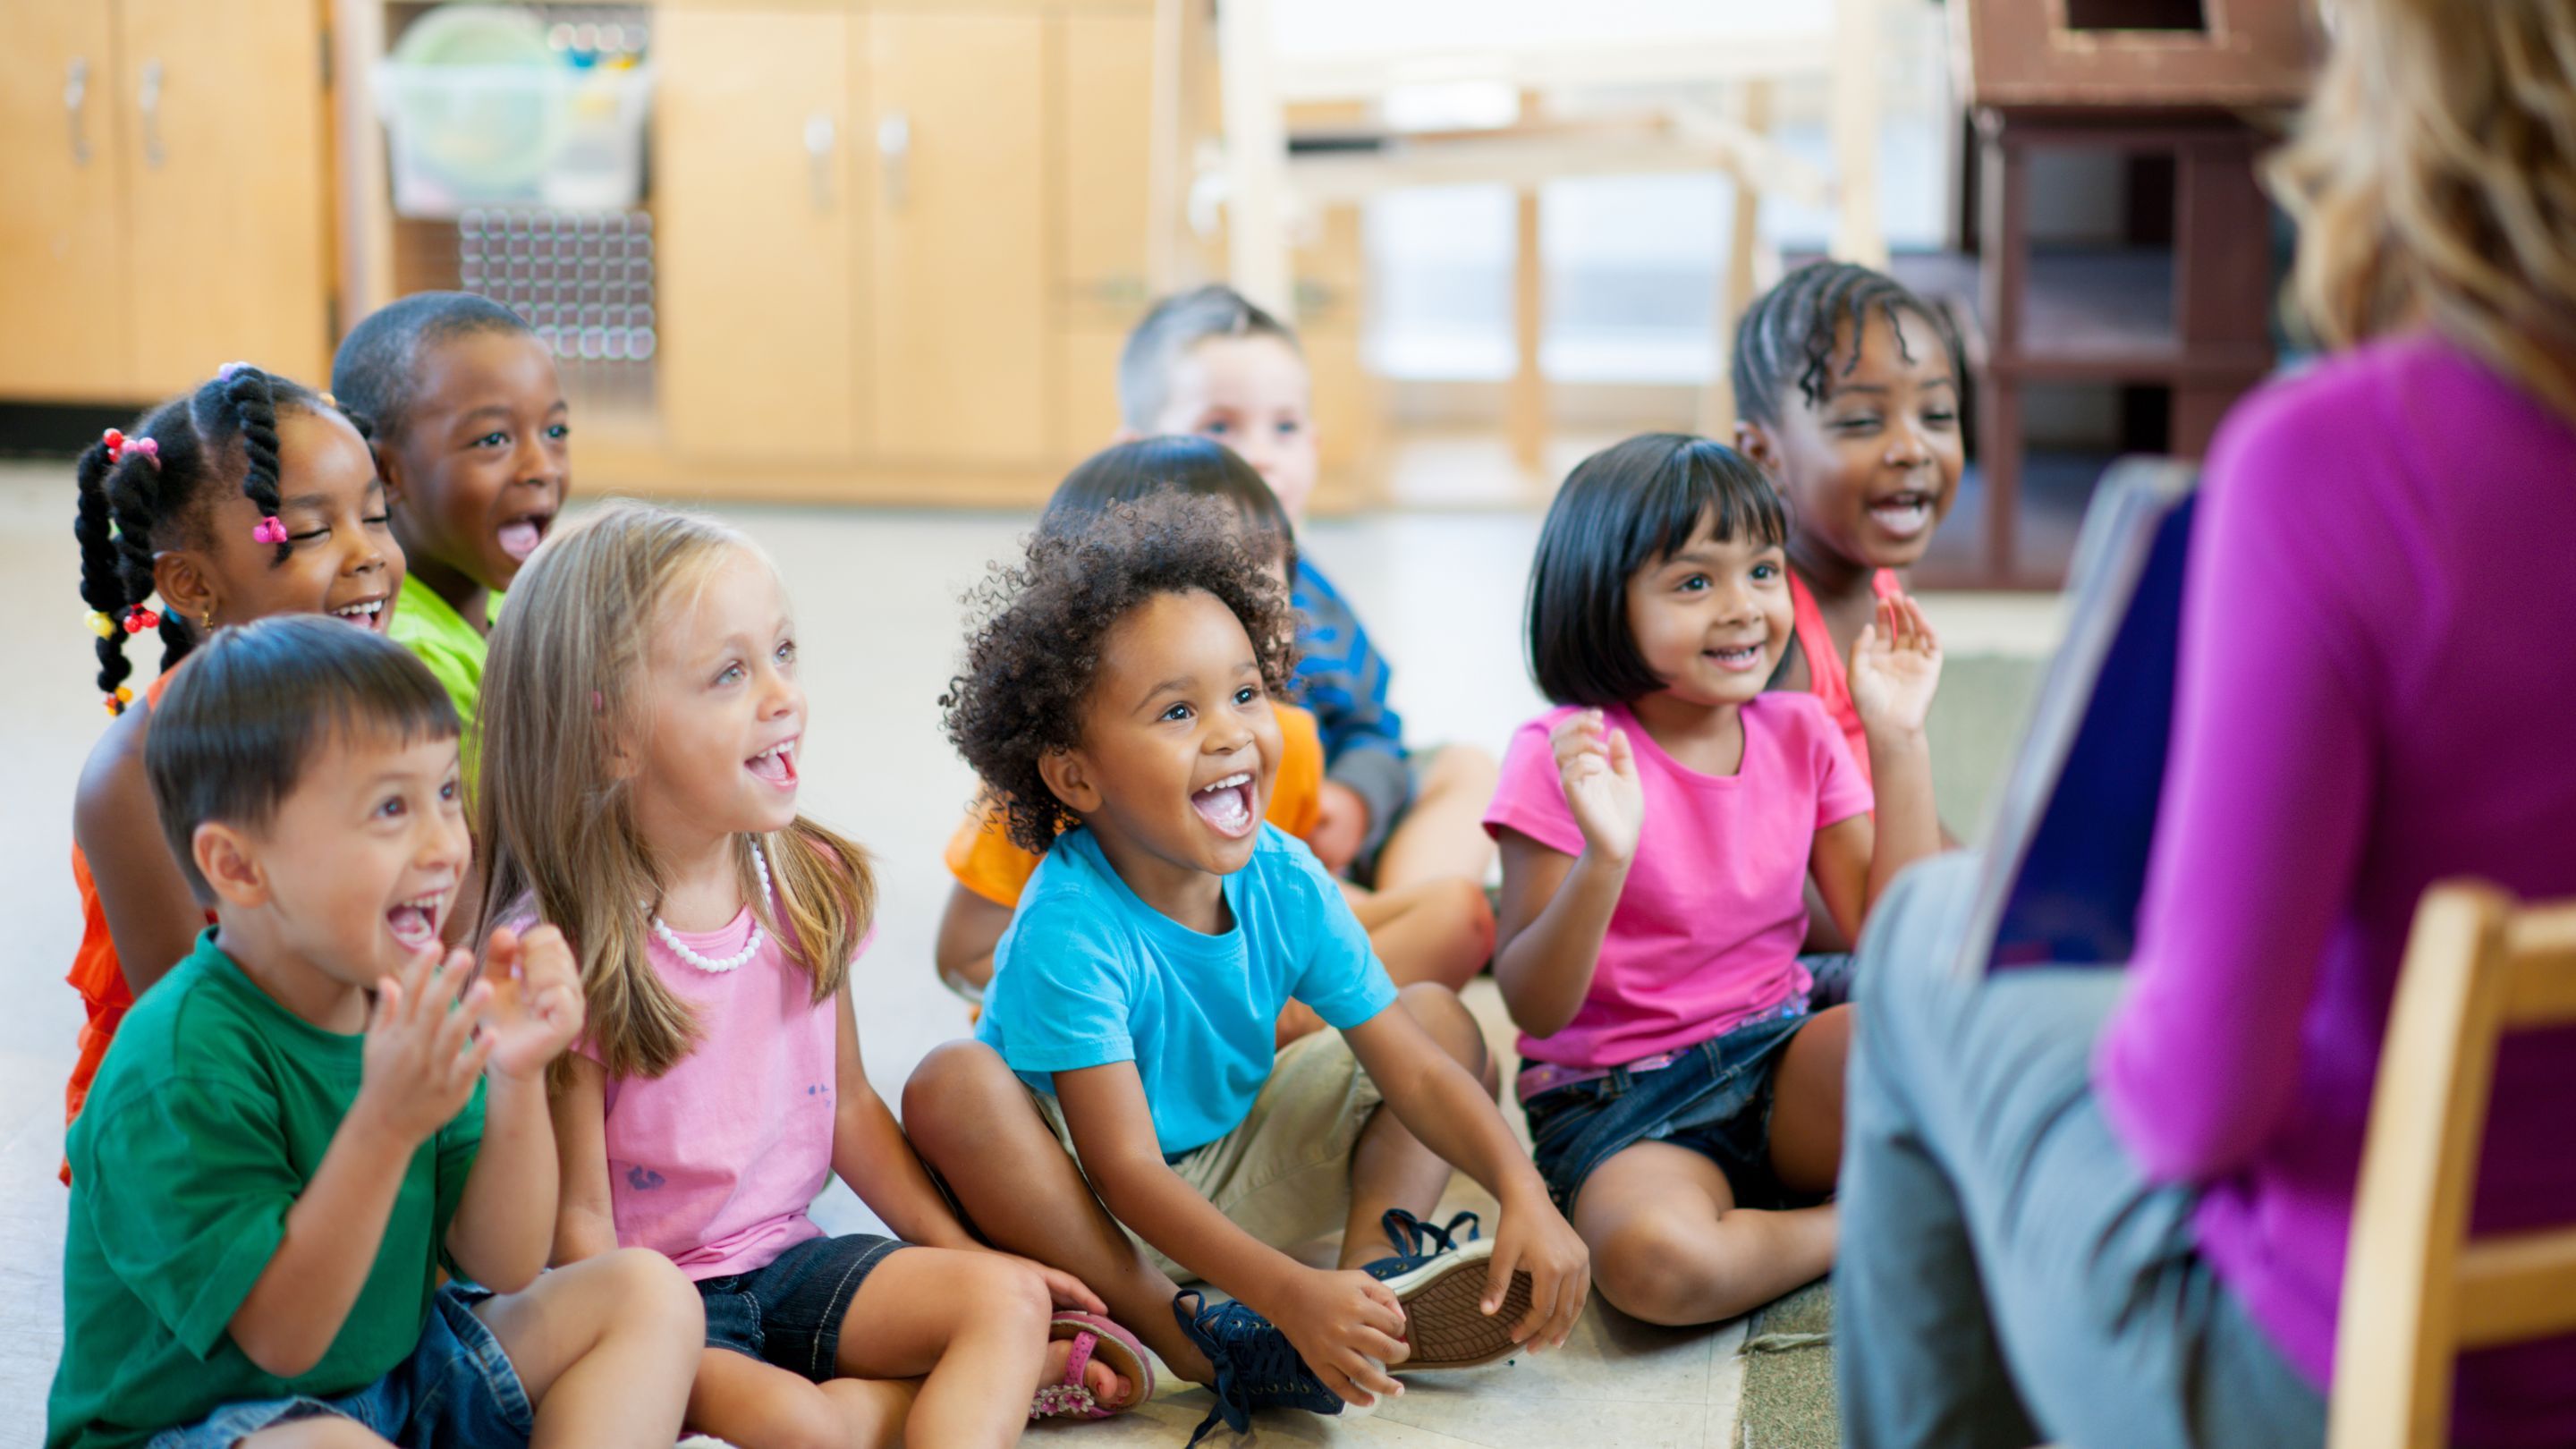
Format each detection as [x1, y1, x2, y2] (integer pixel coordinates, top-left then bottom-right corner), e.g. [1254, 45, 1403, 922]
[376, 62, 654, 217]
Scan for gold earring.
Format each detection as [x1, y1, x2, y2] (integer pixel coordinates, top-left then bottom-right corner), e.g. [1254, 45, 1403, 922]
[200, 606, 214, 632]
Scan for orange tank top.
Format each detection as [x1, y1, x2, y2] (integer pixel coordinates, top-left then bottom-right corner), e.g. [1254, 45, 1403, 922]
[1786, 568, 1901, 787]
[64, 668, 194, 1164]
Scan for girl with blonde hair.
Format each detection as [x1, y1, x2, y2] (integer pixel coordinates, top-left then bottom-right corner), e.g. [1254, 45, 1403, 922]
[476, 503, 1151, 1446]
[1835, 4, 2576, 1445]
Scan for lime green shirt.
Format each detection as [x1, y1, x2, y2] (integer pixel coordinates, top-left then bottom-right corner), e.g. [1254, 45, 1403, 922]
[47, 933, 485, 1449]
[388, 572, 491, 779]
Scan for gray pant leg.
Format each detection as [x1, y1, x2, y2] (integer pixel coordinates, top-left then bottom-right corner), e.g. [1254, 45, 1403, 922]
[1836, 854, 2326, 1449]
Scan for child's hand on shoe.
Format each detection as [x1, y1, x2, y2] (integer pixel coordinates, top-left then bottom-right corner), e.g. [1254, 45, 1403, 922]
[475, 923, 587, 1080]
[357, 946, 493, 1146]
[1550, 710, 1642, 865]
[1270, 1266, 1411, 1409]
[1492, 1180, 1591, 1351]
[996, 1255, 1107, 1316]
[1849, 593, 1943, 740]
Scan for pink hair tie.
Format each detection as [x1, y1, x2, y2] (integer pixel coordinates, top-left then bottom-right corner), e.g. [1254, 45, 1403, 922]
[100, 428, 157, 468]
[216, 360, 251, 382]
[251, 516, 289, 546]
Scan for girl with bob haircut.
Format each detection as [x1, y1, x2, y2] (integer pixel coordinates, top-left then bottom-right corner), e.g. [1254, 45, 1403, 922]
[1485, 433, 1944, 1327]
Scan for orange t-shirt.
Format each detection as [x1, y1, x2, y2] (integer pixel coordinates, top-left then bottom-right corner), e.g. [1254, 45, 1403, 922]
[64, 669, 197, 1156]
[945, 701, 1327, 908]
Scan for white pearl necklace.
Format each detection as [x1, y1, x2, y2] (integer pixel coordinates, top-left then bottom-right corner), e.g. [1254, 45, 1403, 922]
[652, 839, 773, 974]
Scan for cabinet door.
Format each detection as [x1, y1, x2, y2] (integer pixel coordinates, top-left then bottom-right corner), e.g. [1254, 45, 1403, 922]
[120, 0, 330, 394]
[864, 13, 1046, 467]
[1054, 13, 1155, 458]
[656, 8, 862, 462]
[0, 0, 131, 400]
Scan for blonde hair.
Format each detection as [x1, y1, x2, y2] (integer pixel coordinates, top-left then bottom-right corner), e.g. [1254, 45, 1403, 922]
[475, 502, 875, 1083]
[2270, 0, 2576, 417]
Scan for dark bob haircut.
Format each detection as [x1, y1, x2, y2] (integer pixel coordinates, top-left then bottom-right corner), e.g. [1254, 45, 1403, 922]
[1041, 436, 1296, 573]
[1526, 433, 1788, 708]
[148, 614, 460, 901]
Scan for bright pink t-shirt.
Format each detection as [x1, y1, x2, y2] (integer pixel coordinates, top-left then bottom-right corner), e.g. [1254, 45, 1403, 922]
[577, 913, 868, 1281]
[1484, 695, 1871, 1070]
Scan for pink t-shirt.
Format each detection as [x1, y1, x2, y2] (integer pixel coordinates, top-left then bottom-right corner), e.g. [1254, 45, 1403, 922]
[1484, 696, 1871, 1070]
[576, 912, 869, 1281]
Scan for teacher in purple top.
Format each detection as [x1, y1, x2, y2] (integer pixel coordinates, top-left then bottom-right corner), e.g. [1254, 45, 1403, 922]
[1834, 3, 2576, 1446]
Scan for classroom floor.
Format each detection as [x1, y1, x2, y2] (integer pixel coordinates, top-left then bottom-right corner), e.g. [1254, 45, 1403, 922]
[0, 462, 2059, 1447]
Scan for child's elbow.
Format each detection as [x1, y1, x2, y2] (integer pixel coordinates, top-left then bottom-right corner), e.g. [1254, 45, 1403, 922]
[232, 1322, 326, 1381]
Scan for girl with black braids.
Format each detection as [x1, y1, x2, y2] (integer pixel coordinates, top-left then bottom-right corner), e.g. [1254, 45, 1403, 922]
[62, 363, 403, 1164]
[1729, 260, 1966, 791]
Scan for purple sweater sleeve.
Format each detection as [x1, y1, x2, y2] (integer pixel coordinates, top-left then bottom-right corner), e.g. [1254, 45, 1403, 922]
[2095, 393, 2384, 1183]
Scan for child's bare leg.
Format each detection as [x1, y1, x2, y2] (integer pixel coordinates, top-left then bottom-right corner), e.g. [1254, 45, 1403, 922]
[902, 1040, 1217, 1385]
[1335, 983, 1498, 1270]
[1371, 746, 1500, 892]
[1348, 877, 1496, 992]
[1576, 1143, 1835, 1326]
[238, 1421, 394, 1448]
[685, 1347, 910, 1449]
[470, 1247, 702, 1447]
[1767, 1006, 1851, 1192]
[834, 1246, 1125, 1445]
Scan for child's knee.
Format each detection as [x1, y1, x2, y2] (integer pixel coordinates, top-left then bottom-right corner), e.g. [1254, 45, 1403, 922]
[901, 1039, 1016, 1139]
[594, 1245, 705, 1336]
[1593, 1215, 1705, 1324]
[950, 1249, 1054, 1331]
[1423, 743, 1500, 801]
[1395, 981, 1490, 1081]
[1432, 876, 1498, 962]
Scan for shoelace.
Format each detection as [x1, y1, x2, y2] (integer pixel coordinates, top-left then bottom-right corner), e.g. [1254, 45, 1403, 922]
[1380, 1207, 1481, 1265]
[1174, 1290, 1337, 1445]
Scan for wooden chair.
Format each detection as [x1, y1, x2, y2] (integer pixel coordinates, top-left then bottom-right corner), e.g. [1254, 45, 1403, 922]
[2332, 884, 2576, 1449]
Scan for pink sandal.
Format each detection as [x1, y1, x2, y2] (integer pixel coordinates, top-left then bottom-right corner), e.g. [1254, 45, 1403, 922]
[1030, 1311, 1156, 1419]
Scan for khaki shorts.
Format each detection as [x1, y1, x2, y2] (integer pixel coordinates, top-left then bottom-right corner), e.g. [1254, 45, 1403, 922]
[1029, 1029, 1385, 1284]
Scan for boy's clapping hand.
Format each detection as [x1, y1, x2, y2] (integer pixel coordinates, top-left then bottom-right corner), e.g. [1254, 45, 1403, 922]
[1489, 1182, 1590, 1350]
[475, 923, 586, 1080]
[357, 948, 494, 1145]
[1270, 1266, 1411, 1408]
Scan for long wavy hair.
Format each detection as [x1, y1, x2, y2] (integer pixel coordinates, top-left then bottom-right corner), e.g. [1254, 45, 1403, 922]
[2269, 0, 2576, 416]
[475, 503, 875, 1084]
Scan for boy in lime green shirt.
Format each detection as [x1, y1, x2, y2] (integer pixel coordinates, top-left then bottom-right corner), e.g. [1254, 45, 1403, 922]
[334, 292, 570, 777]
[47, 615, 698, 1449]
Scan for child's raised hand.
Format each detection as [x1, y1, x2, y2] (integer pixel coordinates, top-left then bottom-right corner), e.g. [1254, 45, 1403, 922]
[1549, 709, 1643, 865]
[1487, 1186, 1591, 1352]
[1849, 593, 1944, 739]
[474, 923, 586, 1080]
[355, 946, 492, 1147]
[1268, 1267, 1411, 1409]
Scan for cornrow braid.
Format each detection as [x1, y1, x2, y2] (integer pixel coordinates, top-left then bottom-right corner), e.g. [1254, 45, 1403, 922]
[68, 364, 344, 713]
[1730, 259, 1966, 430]
[223, 366, 291, 565]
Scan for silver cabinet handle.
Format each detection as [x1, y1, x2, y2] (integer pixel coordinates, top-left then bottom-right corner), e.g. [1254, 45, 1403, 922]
[65, 57, 91, 165]
[876, 111, 909, 210]
[139, 59, 165, 168]
[803, 113, 836, 212]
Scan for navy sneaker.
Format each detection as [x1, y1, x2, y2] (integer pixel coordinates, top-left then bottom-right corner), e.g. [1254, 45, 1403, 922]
[1173, 1290, 1343, 1445]
[1360, 1208, 1532, 1371]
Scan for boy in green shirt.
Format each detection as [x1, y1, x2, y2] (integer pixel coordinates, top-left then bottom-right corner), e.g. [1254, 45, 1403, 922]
[47, 615, 701, 1449]
[334, 292, 571, 777]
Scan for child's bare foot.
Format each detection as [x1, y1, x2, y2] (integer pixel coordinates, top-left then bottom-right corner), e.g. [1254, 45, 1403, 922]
[1038, 1335, 1139, 1412]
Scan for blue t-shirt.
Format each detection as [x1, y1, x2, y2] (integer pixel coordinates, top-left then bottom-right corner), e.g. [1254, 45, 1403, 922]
[976, 824, 1400, 1156]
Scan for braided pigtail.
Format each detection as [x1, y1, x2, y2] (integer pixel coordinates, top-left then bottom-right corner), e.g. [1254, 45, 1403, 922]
[222, 365, 292, 564]
[72, 439, 136, 712]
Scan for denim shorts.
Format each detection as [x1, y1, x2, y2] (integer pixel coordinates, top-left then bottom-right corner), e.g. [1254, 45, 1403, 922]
[148, 1285, 531, 1449]
[698, 1232, 910, 1380]
[1520, 998, 1823, 1215]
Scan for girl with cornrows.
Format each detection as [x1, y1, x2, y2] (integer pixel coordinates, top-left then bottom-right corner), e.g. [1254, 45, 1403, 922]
[1730, 261, 1968, 792]
[62, 363, 402, 1167]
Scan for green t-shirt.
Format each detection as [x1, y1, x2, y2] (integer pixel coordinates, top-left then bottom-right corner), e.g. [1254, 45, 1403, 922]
[388, 572, 490, 778]
[47, 932, 485, 1449]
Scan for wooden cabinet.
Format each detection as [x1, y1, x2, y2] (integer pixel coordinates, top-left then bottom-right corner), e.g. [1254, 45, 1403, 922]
[655, 7, 865, 462]
[0, 0, 330, 403]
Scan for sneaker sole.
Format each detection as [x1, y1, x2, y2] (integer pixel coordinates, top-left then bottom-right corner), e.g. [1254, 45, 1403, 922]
[1378, 1239, 1533, 1370]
